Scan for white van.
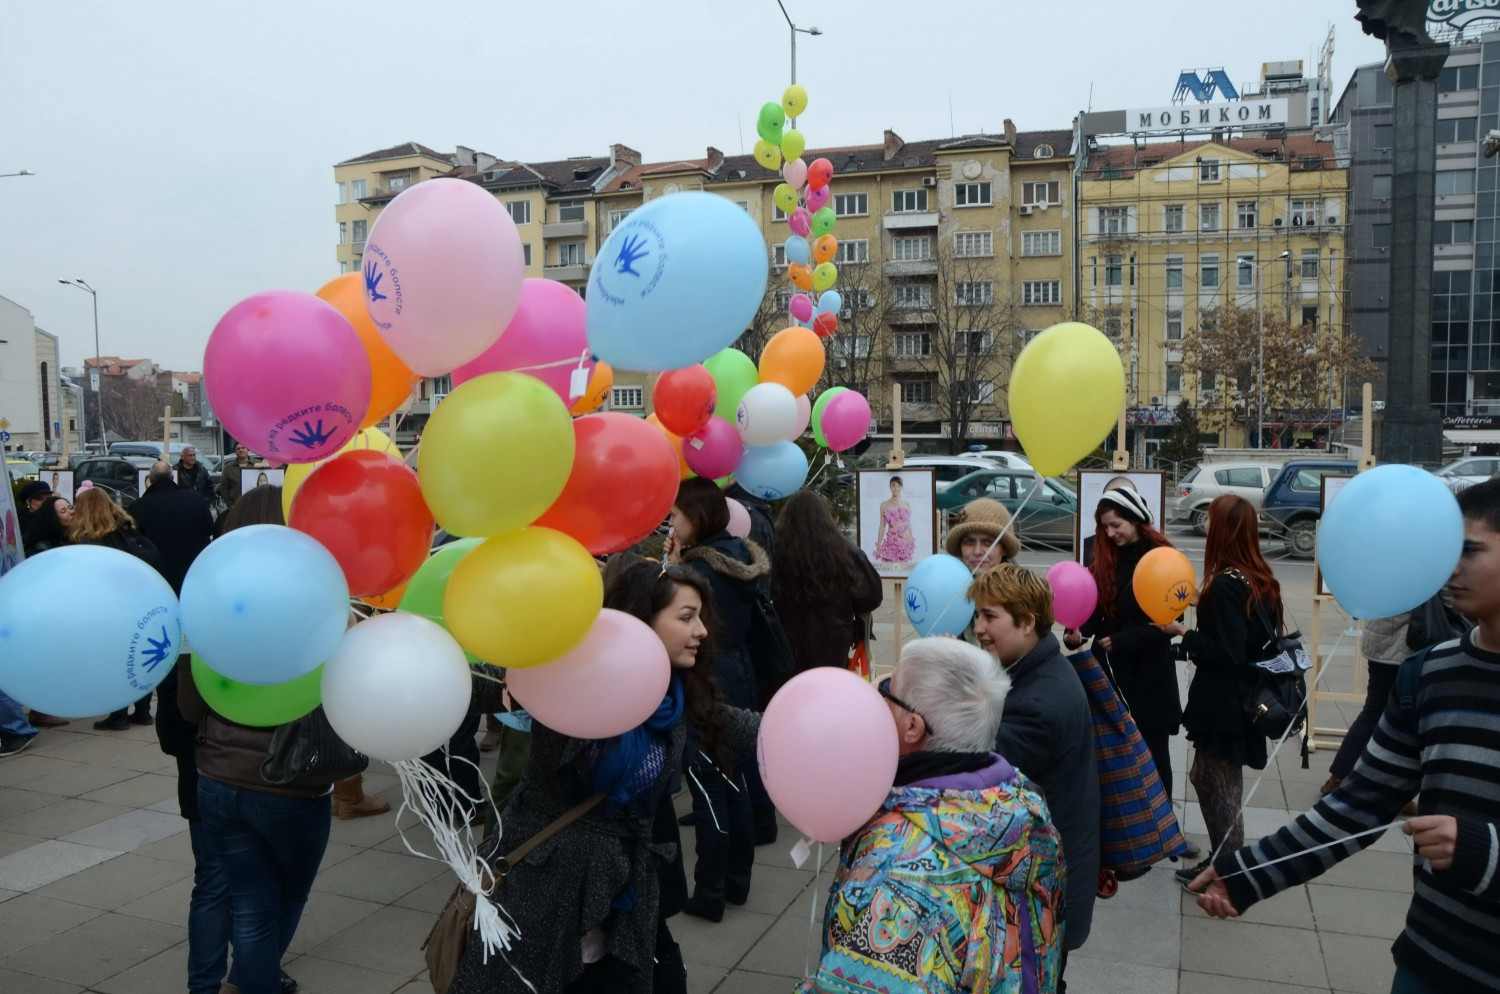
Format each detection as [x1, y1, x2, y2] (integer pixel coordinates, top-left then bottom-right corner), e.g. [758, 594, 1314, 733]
[898, 452, 1034, 491]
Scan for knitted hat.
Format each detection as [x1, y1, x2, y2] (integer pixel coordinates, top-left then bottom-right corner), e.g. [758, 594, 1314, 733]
[945, 498, 1022, 562]
[1097, 486, 1152, 526]
[18, 481, 51, 503]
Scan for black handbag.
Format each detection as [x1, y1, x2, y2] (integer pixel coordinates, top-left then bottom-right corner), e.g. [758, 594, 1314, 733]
[260, 707, 369, 787]
[1240, 583, 1311, 741]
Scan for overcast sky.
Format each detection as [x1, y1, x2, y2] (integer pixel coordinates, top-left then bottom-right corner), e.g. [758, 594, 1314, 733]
[0, 1, 1388, 373]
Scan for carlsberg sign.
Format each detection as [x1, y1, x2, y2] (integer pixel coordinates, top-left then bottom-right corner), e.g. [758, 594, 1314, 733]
[1125, 99, 1289, 134]
[1429, 0, 1500, 31]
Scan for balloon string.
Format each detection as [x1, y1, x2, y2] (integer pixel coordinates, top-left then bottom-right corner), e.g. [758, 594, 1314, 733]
[805, 841, 824, 978]
[512, 351, 593, 374]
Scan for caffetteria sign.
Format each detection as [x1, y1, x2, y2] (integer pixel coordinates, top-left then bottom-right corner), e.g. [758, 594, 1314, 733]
[1430, 0, 1500, 31]
[1124, 98, 1289, 135]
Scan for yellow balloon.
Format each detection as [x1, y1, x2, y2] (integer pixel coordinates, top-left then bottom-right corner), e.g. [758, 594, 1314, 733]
[812, 262, 838, 293]
[781, 129, 806, 163]
[418, 372, 575, 537]
[773, 183, 798, 214]
[783, 84, 809, 118]
[753, 139, 782, 171]
[281, 426, 396, 521]
[1009, 322, 1124, 477]
[444, 527, 602, 668]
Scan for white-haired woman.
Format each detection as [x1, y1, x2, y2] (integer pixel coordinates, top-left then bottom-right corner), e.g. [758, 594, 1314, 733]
[805, 638, 1066, 994]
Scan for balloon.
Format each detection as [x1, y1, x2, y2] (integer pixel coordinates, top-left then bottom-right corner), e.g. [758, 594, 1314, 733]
[788, 394, 812, 441]
[788, 208, 812, 238]
[1010, 322, 1126, 477]
[736, 383, 799, 447]
[735, 441, 809, 500]
[812, 262, 839, 293]
[811, 206, 837, 237]
[398, 537, 483, 660]
[451, 279, 592, 405]
[758, 668, 897, 842]
[1318, 465, 1464, 619]
[683, 416, 745, 480]
[904, 554, 976, 637]
[281, 426, 395, 521]
[822, 391, 872, 452]
[782, 84, 809, 118]
[807, 158, 834, 190]
[782, 156, 807, 189]
[444, 527, 603, 668]
[759, 327, 826, 397]
[1046, 561, 1099, 629]
[788, 293, 814, 323]
[703, 348, 759, 422]
[587, 192, 769, 372]
[418, 372, 575, 537]
[811, 387, 850, 447]
[753, 139, 781, 171]
[784, 235, 811, 267]
[363, 178, 525, 376]
[813, 236, 838, 266]
[181, 525, 349, 685]
[727, 498, 753, 538]
[0, 546, 182, 716]
[806, 186, 831, 213]
[653, 365, 718, 436]
[288, 450, 434, 597]
[316, 273, 416, 429]
[646, 413, 693, 481]
[756, 101, 787, 145]
[508, 610, 671, 739]
[571, 361, 613, 415]
[773, 183, 798, 215]
[1131, 547, 1197, 626]
[191, 655, 322, 728]
[322, 613, 472, 762]
[534, 413, 680, 555]
[362, 580, 408, 611]
[787, 263, 813, 291]
[203, 291, 372, 464]
[813, 312, 839, 339]
[817, 290, 842, 315]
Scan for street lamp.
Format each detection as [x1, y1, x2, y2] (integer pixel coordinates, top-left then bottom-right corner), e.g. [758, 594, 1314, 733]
[0, 170, 34, 178]
[58, 279, 105, 450]
[1238, 251, 1291, 448]
[775, 0, 821, 86]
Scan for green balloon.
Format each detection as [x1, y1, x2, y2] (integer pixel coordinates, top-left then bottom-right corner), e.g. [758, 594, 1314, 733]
[703, 348, 759, 422]
[812, 387, 849, 448]
[756, 101, 786, 145]
[398, 538, 484, 662]
[190, 654, 322, 728]
[811, 207, 837, 238]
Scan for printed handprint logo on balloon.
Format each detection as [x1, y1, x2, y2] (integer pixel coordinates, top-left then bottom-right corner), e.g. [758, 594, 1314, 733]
[141, 626, 173, 671]
[615, 234, 650, 277]
[289, 419, 337, 449]
[364, 261, 388, 303]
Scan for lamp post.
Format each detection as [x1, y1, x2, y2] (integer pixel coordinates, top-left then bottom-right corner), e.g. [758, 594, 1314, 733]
[0, 170, 34, 178]
[1238, 251, 1291, 448]
[58, 279, 105, 450]
[775, 0, 821, 86]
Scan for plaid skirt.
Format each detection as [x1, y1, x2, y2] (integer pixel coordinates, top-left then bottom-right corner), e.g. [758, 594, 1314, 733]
[1068, 650, 1189, 874]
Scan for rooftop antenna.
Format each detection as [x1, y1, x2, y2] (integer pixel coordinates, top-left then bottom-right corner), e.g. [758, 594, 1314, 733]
[1088, 81, 1094, 112]
[737, 113, 745, 155]
[949, 93, 955, 138]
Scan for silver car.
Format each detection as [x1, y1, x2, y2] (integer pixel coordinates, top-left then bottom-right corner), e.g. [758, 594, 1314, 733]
[1435, 456, 1500, 493]
[1169, 461, 1281, 534]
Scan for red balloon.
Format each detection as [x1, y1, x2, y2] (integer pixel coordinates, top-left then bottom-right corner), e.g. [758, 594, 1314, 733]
[813, 312, 839, 339]
[534, 413, 680, 555]
[289, 450, 435, 598]
[807, 158, 834, 190]
[653, 365, 718, 436]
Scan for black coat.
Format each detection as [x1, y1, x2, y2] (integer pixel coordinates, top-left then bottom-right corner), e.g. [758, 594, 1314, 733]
[681, 532, 769, 712]
[1180, 573, 1274, 769]
[774, 541, 883, 672]
[1080, 539, 1182, 735]
[174, 460, 215, 503]
[725, 484, 776, 560]
[131, 480, 214, 595]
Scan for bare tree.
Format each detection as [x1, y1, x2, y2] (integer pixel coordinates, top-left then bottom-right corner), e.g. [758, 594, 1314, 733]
[817, 260, 888, 398]
[83, 377, 176, 442]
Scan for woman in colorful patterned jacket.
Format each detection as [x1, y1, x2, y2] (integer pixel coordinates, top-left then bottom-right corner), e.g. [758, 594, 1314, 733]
[802, 638, 1066, 994]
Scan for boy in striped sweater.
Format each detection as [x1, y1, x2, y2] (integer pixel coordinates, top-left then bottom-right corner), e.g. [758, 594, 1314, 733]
[1191, 478, 1500, 993]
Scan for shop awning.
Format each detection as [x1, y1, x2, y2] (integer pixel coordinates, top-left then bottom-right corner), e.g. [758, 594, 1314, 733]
[1443, 429, 1500, 444]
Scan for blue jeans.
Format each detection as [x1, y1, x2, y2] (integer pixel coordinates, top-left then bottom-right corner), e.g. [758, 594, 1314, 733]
[187, 820, 232, 994]
[0, 689, 36, 738]
[197, 777, 330, 994]
[1391, 966, 1436, 994]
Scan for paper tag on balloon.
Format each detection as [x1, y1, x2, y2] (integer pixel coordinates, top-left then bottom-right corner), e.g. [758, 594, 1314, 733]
[688, 437, 706, 451]
[569, 367, 589, 402]
[790, 837, 813, 869]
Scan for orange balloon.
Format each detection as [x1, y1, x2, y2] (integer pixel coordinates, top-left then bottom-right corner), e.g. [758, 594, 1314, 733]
[317, 273, 416, 429]
[570, 362, 613, 415]
[758, 326, 826, 397]
[646, 413, 692, 480]
[788, 263, 814, 291]
[362, 580, 409, 610]
[813, 235, 838, 265]
[1131, 547, 1197, 625]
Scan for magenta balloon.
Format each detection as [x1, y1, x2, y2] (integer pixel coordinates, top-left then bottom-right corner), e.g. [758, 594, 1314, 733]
[788, 293, 814, 323]
[787, 394, 812, 441]
[788, 208, 813, 238]
[451, 279, 592, 401]
[1046, 560, 1099, 629]
[726, 498, 752, 539]
[203, 291, 372, 464]
[806, 186, 831, 212]
[758, 668, 898, 842]
[363, 178, 526, 377]
[683, 416, 744, 480]
[821, 391, 872, 453]
[507, 609, 670, 739]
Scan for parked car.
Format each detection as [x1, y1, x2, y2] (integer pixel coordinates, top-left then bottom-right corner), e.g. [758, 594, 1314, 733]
[1169, 461, 1282, 535]
[1260, 459, 1358, 559]
[1435, 455, 1500, 493]
[937, 468, 1078, 550]
[75, 456, 156, 508]
[900, 452, 1034, 491]
[108, 440, 187, 460]
[6, 459, 40, 482]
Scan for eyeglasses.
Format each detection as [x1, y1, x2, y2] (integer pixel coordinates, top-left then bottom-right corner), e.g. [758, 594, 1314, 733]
[878, 676, 935, 737]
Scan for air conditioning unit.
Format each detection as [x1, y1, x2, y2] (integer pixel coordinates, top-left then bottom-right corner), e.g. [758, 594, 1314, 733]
[1150, 396, 1165, 406]
[922, 176, 938, 188]
[1273, 217, 1285, 226]
[1019, 205, 1034, 215]
[1325, 215, 1338, 225]
[1036, 199, 1050, 211]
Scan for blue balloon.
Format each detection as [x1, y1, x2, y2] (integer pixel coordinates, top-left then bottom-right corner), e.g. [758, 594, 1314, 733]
[180, 525, 349, 685]
[1317, 465, 1463, 619]
[904, 554, 975, 637]
[816, 290, 842, 316]
[784, 235, 811, 266]
[735, 441, 809, 500]
[0, 545, 182, 716]
[586, 192, 769, 372]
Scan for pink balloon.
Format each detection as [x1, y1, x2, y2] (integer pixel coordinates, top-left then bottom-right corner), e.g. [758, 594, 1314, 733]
[363, 178, 526, 377]
[204, 291, 372, 464]
[821, 391, 872, 453]
[787, 394, 812, 441]
[507, 609, 670, 739]
[451, 279, 592, 402]
[788, 293, 814, 323]
[788, 208, 813, 238]
[758, 668, 898, 842]
[726, 498, 752, 539]
[806, 186, 831, 212]
[782, 158, 808, 190]
[1046, 561, 1099, 628]
[683, 416, 744, 480]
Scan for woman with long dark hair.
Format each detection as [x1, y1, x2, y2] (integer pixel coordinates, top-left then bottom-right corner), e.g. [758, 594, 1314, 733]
[772, 491, 883, 673]
[22, 494, 73, 554]
[1160, 494, 1281, 883]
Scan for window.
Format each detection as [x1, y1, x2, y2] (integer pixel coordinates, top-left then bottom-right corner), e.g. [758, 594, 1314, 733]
[963, 380, 996, 404]
[1166, 255, 1184, 289]
[841, 289, 876, 315]
[339, 260, 350, 274]
[338, 221, 348, 245]
[954, 231, 993, 257]
[556, 200, 586, 223]
[1373, 223, 1392, 248]
[1022, 280, 1061, 305]
[350, 179, 367, 200]
[1236, 201, 1258, 229]
[893, 236, 932, 261]
[1439, 65, 1480, 92]
[506, 200, 532, 225]
[336, 181, 347, 204]
[1199, 159, 1221, 182]
[894, 332, 932, 357]
[1099, 206, 1129, 235]
[1200, 203, 1221, 231]
[1437, 118, 1479, 143]
[957, 332, 993, 356]
[955, 281, 993, 306]
[351, 219, 368, 245]
[900, 379, 936, 406]
[1164, 204, 1186, 232]
[1435, 220, 1473, 244]
[1374, 123, 1393, 149]
[835, 239, 870, 264]
[771, 244, 788, 267]
[610, 386, 644, 410]
[1102, 311, 1123, 339]
[830, 335, 871, 358]
[1166, 364, 1182, 393]
[1021, 230, 1061, 256]
[772, 204, 789, 222]
[558, 242, 585, 266]
[1202, 370, 1218, 391]
[607, 208, 633, 231]
[1301, 305, 1320, 330]
[1021, 181, 1060, 205]
[734, 200, 749, 211]
[1217, 467, 1263, 488]
[1436, 171, 1475, 196]
[1104, 255, 1123, 287]
[1166, 309, 1183, 340]
[1201, 254, 1220, 288]
[1301, 249, 1319, 280]
[387, 173, 411, 191]
[892, 189, 929, 213]
[1372, 175, 1392, 199]
[522, 244, 532, 266]
[894, 284, 933, 309]
[1237, 253, 1255, 286]
[955, 182, 992, 207]
[773, 290, 793, 312]
[833, 193, 868, 217]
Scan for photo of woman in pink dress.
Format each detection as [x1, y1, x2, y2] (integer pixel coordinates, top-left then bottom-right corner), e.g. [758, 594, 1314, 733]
[874, 476, 916, 567]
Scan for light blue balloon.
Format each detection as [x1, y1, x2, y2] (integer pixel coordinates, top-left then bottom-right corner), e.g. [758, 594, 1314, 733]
[181, 525, 350, 685]
[1317, 465, 1463, 619]
[0, 545, 182, 716]
[816, 290, 842, 316]
[904, 554, 976, 637]
[586, 192, 769, 372]
[735, 441, 809, 500]
[784, 235, 811, 266]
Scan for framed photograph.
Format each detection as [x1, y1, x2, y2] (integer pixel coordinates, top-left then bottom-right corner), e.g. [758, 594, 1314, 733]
[1317, 474, 1354, 597]
[138, 468, 177, 496]
[858, 469, 938, 579]
[1075, 470, 1166, 566]
[46, 470, 74, 502]
[0, 482, 23, 577]
[243, 468, 285, 493]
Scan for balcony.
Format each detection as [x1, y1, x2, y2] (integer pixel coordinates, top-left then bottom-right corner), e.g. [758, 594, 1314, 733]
[885, 258, 938, 277]
[543, 220, 590, 240]
[889, 305, 936, 325]
[544, 262, 591, 283]
[882, 211, 940, 231]
[351, 240, 366, 256]
[359, 185, 408, 205]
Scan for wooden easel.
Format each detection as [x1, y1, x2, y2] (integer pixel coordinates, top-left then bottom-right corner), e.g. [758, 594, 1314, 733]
[884, 384, 905, 674]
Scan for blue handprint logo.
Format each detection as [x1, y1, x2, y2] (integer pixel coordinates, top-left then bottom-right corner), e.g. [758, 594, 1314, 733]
[904, 587, 928, 623]
[1169, 581, 1193, 606]
[364, 261, 388, 303]
[141, 626, 172, 671]
[614, 234, 649, 277]
[289, 419, 336, 449]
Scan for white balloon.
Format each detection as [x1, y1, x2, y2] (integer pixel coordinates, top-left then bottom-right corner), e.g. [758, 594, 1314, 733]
[322, 613, 472, 762]
[736, 382, 799, 447]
